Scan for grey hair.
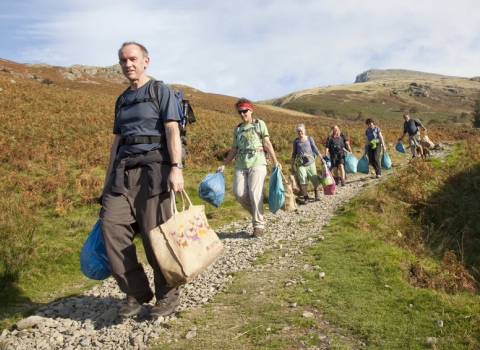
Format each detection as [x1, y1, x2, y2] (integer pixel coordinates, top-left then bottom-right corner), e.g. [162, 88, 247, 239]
[295, 124, 306, 132]
[118, 42, 149, 57]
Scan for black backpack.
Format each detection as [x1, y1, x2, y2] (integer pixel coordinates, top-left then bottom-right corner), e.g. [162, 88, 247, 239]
[115, 79, 196, 163]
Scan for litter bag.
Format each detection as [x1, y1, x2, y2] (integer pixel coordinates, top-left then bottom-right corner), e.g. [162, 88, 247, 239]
[281, 173, 297, 212]
[395, 141, 406, 153]
[80, 220, 111, 280]
[268, 166, 285, 214]
[357, 153, 370, 174]
[322, 155, 332, 170]
[198, 172, 225, 208]
[321, 164, 336, 195]
[344, 152, 358, 174]
[381, 152, 392, 170]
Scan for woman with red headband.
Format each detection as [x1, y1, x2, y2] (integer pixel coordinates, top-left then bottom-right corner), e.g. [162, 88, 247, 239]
[217, 98, 282, 238]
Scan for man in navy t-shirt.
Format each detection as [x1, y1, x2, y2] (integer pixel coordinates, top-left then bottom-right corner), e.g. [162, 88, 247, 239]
[100, 42, 184, 319]
[398, 114, 427, 158]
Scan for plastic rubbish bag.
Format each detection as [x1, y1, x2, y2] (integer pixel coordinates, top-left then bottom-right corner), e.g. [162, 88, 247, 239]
[381, 152, 392, 170]
[344, 152, 358, 174]
[395, 141, 406, 153]
[80, 220, 111, 280]
[321, 163, 336, 195]
[198, 172, 225, 208]
[357, 153, 369, 174]
[268, 166, 285, 214]
[322, 155, 332, 170]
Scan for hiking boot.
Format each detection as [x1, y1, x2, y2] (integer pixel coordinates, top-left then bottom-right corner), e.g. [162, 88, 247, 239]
[376, 174, 382, 179]
[335, 177, 340, 186]
[253, 228, 265, 238]
[150, 295, 180, 318]
[314, 189, 321, 201]
[118, 291, 153, 318]
[341, 180, 345, 186]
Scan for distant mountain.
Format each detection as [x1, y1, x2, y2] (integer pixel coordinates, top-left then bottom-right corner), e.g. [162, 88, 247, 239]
[354, 69, 458, 83]
[259, 69, 480, 123]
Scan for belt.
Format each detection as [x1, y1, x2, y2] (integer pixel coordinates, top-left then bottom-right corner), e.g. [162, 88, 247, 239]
[119, 136, 164, 146]
[125, 149, 160, 158]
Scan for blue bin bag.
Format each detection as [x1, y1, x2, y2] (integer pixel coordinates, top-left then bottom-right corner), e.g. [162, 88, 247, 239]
[322, 156, 332, 170]
[344, 152, 358, 174]
[268, 166, 285, 214]
[80, 220, 111, 280]
[381, 152, 392, 170]
[357, 153, 370, 174]
[395, 141, 406, 153]
[198, 172, 225, 208]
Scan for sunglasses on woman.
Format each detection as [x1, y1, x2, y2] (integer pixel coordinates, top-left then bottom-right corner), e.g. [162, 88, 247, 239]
[238, 109, 250, 115]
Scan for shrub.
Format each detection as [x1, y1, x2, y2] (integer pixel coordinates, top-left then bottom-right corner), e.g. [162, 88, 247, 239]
[42, 78, 54, 85]
[472, 100, 480, 128]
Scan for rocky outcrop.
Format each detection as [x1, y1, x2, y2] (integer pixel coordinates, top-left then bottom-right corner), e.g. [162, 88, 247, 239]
[354, 69, 455, 83]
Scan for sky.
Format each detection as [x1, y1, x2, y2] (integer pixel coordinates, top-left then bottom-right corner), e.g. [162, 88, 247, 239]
[1, 0, 479, 101]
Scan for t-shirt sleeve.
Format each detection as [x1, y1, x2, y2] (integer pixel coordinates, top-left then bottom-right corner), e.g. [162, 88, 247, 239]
[309, 137, 320, 155]
[157, 83, 182, 122]
[259, 120, 269, 138]
[414, 119, 422, 127]
[231, 127, 238, 148]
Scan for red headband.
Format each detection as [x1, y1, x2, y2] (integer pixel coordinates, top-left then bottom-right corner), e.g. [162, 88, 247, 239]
[237, 103, 253, 111]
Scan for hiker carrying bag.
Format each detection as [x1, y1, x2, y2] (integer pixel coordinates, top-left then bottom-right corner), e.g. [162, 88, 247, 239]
[344, 152, 358, 174]
[381, 152, 392, 170]
[268, 166, 285, 214]
[80, 219, 111, 280]
[281, 172, 297, 212]
[357, 153, 370, 174]
[148, 190, 224, 287]
[198, 172, 225, 208]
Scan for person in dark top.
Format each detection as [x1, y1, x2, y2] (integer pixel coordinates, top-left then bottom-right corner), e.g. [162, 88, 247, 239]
[325, 125, 350, 186]
[365, 118, 387, 178]
[398, 114, 427, 158]
[100, 42, 184, 319]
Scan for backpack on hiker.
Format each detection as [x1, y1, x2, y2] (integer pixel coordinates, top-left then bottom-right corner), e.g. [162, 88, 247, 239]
[114, 79, 196, 163]
[235, 119, 269, 160]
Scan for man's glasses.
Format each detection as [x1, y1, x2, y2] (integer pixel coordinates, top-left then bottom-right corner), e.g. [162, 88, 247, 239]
[238, 109, 250, 115]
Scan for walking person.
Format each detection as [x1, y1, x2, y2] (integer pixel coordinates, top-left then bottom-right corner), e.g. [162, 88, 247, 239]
[290, 124, 325, 204]
[217, 98, 282, 238]
[398, 114, 427, 158]
[100, 42, 184, 319]
[325, 125, 350, 186]
[365, 118, 387, 178]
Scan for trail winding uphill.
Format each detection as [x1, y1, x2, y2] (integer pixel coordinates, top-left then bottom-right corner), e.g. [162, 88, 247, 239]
[1, 146, 450, 349]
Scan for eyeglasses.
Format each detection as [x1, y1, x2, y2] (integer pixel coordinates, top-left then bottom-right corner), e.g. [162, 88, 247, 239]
[238, 109, 250, 115]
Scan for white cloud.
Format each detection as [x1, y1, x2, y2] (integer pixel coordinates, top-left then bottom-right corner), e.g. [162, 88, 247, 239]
[1, 0, 479, 100]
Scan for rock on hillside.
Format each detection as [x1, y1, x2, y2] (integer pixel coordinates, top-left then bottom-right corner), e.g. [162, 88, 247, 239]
[26, 63, 127, 84]
[354, 69, 457, 83]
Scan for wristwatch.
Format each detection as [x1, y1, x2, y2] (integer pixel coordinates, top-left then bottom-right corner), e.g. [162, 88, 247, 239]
[171, 162, 183, 169]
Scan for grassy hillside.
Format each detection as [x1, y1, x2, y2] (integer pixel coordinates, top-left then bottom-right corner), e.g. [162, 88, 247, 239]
[260, 72, 480, 125]
[1, 59, 480, 346]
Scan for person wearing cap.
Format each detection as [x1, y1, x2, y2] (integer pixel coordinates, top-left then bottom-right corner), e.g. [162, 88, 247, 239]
[217, 98, 282, 238]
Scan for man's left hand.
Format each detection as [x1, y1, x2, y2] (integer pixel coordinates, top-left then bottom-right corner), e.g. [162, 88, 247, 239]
[168, 167, 184, 193]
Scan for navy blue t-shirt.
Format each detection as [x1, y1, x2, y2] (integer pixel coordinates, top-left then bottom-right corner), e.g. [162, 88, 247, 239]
[114, 80, 182, 158]
[403, 118, 422, 136]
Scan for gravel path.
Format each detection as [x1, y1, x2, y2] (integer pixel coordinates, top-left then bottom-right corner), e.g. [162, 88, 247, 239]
[1, 169, 394, 350]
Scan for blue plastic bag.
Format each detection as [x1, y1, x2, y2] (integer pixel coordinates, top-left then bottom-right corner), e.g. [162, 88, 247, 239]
[344, 152, 358, 174]
[395, 141, 406, 153]
[198, 172, 225, 208]
[381, 152, 392, 169]
[80, 220, 111, 280]
[357, 153, 370, 174]
[268, 166, 285, 214]
[322, 156, 332, 170]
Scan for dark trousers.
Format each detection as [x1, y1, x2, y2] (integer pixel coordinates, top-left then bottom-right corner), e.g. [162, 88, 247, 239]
[367, 145, 381, 176]
[100, 162, 179, 301]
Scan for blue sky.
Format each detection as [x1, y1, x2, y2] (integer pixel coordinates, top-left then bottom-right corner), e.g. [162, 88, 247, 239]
[1, 0, 479, 101]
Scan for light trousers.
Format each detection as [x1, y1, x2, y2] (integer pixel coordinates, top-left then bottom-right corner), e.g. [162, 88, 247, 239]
[233, 166, 267, 229]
